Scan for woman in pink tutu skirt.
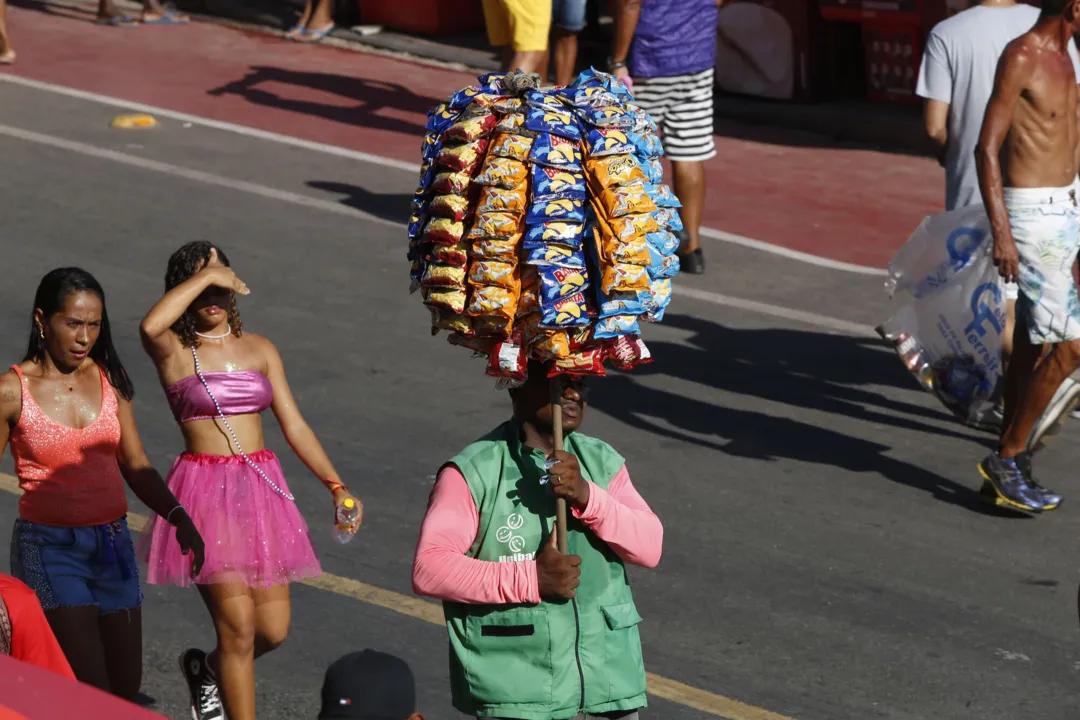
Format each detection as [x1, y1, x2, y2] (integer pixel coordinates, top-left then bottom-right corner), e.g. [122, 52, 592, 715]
[138, 241, 362, 720]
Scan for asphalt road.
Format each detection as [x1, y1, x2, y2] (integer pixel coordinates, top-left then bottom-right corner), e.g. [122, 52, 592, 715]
[2, 79, 1080, 720]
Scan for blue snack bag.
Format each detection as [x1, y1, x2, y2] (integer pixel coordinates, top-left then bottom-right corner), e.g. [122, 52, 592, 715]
[582, 106, 636, 129]
[644, 158, 664, 184]
[449, 85, 486, 109]
[523, 242, 586, 269]
[532, 165, 587, 200]
[594, 314, 641, 340]
[646, 231, 680, 256]
[426, 104, 460, 134]
[524, 89, 561, 110]
[526, 197, 586, 225]
[647, 245, 680, 280]
[644, 278, 672, 322]
[539, 292, 591, 328]
[586, 127, 635, 157]
[646, 183, 682, 209]
[524, 221, 585, 250]
[628, 131, 664, 158]
[654, 208, 685, 233]
[525, 106, 583, 141]
[530, 133, 584, 169]
[595, 285, 648, 318]
[539, 266, 590, 305]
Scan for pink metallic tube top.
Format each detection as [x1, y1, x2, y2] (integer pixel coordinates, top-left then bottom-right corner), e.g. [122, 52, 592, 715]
[165, 370, 273, 424]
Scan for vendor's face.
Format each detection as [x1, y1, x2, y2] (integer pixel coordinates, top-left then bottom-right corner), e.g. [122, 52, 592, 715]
[513, 370, 588, 433]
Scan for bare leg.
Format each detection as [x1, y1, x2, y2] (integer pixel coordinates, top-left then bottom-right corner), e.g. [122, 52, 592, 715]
[0, 0, 13, 64]
[99, 608, 143, 703]
[551, 28, 578, 88]
[45, 606, 111, 692]
[1000, 335, 1080, 458]
[1002, 299, 1017, 370]
[301, 0, 334, 36]
[671, 160, 706, 252]
[1000, 301, 1037, 430]
[286, 0, 315, 37]
[198, 583, 291, 720]
[198, 583, 258, 720]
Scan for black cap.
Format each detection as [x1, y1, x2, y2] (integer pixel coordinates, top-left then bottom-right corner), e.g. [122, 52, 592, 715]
[318, 650, 416, 720]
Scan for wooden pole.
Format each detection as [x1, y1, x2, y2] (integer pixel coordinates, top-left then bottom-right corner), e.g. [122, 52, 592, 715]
[551, 375, 568, 555]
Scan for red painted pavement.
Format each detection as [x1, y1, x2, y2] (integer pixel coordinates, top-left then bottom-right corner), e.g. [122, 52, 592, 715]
[0, 3, 945, 268]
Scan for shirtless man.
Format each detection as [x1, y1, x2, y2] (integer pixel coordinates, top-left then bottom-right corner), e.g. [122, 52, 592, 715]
[976, 0, 1080, 515]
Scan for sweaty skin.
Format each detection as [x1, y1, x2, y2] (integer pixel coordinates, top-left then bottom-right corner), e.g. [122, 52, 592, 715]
[977, 18, 1080, 283]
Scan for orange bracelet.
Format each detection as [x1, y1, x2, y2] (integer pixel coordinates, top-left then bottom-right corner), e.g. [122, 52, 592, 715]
[327, 482, 348, 495]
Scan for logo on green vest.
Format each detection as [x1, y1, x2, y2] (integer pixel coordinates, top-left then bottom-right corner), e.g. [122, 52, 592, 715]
[495, 512, 534, 561]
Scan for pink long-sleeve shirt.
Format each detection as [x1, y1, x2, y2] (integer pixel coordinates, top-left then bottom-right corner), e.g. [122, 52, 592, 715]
[412, 464, 663, 605]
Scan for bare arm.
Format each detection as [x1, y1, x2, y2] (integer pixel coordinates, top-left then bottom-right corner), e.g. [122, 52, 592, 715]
[139, 249, 249, 362]
[263, 339, 361, 525]
[0, 372, 20, 463]
[976, 43, 1034, 284]
[115, 394, 204, 572]
[924, 99, 949, 167]
[611, 0, 641, 67]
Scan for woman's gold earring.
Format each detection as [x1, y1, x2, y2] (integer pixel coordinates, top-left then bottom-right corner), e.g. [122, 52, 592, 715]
[38, 327, 44, 340]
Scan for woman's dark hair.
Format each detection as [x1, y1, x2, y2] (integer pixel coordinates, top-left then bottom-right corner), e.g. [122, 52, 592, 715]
[1041, 0, 1070, 18]
[165, 241, 243, 348]
[24, 268, 134, 401]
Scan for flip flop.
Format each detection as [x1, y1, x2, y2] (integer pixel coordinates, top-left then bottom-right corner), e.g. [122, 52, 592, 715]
[284, 23, 306, 39]
[299, 22, 334, 43]
[142, 10, 189, 24]
[0, 51, 15, 65]
[94, 15, 140, 27]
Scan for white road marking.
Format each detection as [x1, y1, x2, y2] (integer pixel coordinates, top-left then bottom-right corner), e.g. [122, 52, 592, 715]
[0, 121, 880, 339]
[0, 73, 888, 276]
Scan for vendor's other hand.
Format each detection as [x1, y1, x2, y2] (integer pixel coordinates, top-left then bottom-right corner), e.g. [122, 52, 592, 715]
[536, 530, 580, 599]
[548, 450, 590, 511]
[613, 66, 633, 93]
[993, 235, 1020, 284]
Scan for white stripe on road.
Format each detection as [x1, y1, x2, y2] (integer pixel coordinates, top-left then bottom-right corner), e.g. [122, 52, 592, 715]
[0, 73, 887, 277]
[0, 121, 880, 338]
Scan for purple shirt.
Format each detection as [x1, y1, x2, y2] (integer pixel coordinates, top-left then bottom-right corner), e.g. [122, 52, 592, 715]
[629, 0, 719, 79]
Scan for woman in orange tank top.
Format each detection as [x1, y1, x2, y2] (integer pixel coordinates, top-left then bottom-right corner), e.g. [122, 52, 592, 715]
[0, 268, 205, 703]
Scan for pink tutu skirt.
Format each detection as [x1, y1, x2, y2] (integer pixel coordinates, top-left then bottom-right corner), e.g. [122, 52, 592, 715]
[139, 449, 322, 588]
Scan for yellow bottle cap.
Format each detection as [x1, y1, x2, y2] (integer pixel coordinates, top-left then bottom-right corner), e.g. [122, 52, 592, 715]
[343, 498, 355, 509]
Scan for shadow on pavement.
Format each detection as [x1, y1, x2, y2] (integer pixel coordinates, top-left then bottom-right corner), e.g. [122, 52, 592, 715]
[590, 313, 1011, 515]
[207, 66, 437, 133]
[306, 180, 411, 224]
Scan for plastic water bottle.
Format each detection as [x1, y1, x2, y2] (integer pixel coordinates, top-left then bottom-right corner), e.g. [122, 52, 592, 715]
[333, 498, 360, 544]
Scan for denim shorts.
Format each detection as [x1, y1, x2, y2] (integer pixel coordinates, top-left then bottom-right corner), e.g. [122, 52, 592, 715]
[553, 0, 587, 32]
[10, 517, 143, 613]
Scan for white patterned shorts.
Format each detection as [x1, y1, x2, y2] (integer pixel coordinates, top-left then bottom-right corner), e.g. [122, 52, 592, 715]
[1005, 184, 1080, 344]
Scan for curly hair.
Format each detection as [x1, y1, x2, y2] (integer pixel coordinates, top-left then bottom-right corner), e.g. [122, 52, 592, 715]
[165, 241, 243, 349]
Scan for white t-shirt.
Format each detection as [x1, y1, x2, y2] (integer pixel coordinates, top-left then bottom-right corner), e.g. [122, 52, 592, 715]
[916, 4, 1080, 210]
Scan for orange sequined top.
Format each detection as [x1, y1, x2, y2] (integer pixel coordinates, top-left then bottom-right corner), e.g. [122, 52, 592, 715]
[8, 365, 128, 527]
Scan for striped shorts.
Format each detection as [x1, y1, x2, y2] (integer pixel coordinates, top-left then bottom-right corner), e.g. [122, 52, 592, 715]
[632, 67, 716, 163]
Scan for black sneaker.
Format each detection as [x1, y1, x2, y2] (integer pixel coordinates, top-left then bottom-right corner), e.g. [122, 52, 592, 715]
[678, 247, 705, 274]
[675, 229, 705, 275]
[179, 648, 223, 720]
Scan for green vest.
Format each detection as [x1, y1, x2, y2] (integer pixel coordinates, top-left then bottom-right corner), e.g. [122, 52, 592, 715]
[442, 421, 648, 720]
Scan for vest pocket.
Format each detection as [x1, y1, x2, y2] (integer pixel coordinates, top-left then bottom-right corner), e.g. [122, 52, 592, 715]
[601, 601, 647, 701]
[464, 608, 553, 705]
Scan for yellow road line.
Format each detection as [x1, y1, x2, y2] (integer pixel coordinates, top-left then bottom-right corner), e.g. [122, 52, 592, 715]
[0, 473, 794, 720]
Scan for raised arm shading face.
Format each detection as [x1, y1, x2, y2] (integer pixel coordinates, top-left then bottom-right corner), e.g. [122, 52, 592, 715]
[976, 41, 1037, 284]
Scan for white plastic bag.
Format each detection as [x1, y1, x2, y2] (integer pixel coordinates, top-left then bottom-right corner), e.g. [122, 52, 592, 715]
[877, 205, 1007, 427]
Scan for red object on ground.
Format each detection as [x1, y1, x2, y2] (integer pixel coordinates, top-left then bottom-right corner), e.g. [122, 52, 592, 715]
[0, 3, 945, 268]
[359, 0, 485, 35]
[0, 654, 165, 719]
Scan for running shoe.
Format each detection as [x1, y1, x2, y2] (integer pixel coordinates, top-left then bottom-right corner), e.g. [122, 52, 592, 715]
[1026, 377, 1080, 453]
[675, 229, 705, 275]
[1015, 451, 1063, 511]
[179, 648, 223, 720]
[977, 453, 1044, 515]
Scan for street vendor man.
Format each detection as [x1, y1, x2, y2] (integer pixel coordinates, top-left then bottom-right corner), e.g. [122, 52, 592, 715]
[411, 361, 663, 720]
[975, 0, 1080, 513]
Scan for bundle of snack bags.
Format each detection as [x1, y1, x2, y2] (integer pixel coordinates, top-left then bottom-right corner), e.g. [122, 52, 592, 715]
[408, 69, 682, 382]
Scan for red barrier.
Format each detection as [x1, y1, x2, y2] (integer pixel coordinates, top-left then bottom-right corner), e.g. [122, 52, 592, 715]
[0, 654, 165, 719]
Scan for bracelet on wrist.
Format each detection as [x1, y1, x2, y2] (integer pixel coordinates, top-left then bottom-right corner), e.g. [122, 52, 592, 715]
[165, 505, 185, 525]
[327, 482, 349, 495]
[607, 58, 627, 71]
